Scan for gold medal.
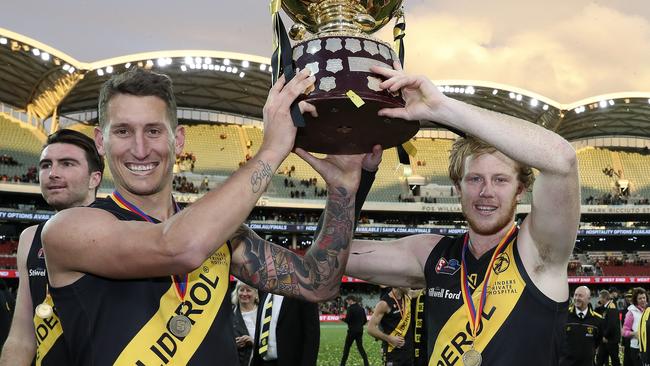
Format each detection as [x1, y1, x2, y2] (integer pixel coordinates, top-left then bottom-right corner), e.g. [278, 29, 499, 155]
[169, 314, 192, 338]
[462, 348, 482, 366]
[35, 303, 53, 319]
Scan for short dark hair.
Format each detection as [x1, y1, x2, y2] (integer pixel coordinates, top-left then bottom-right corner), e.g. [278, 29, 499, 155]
[45, 129, 104, 177]
[98, 68, 177, 131]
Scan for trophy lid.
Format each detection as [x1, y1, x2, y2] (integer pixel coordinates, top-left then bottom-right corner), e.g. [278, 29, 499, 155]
[281, 0, 404, 36]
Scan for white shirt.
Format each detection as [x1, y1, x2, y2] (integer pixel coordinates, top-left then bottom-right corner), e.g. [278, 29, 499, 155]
[576, 308, 587, 319]
[261, 294, 284, 361]
[241, 308, 257, 339]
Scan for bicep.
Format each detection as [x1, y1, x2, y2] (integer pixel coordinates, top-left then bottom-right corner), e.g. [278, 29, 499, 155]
[345, 235, 439, 288]
[43, 208, 193, 285]
[525, 168, 580, 264]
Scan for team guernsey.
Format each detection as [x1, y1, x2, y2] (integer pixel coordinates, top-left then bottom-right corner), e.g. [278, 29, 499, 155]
[380, 291, 414, 364]
[28, 222, 70, 365]
[49, 197, 237, 365]
[424, 229, 568, 365]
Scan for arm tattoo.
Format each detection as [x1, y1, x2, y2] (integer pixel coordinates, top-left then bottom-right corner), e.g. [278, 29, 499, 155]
[250, 160, 272, 193]
[232, 186, 354, 299]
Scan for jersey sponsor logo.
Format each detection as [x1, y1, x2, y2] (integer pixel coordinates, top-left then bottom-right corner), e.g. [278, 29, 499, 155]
[29, 268, 46, 277]
[487, 279, 519, 296]
[492, 252, 510, 274]
[435, 257, 460, 276]
[116, 246, 230, 365]
[37, 247, 45, 259]
[428, 287, 461, 300]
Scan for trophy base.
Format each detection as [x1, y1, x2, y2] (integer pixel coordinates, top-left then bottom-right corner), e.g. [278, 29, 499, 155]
[295, 96, 419, 154]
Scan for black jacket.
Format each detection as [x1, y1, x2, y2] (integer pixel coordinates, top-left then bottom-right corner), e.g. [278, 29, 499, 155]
[251, 293, 320, 366]
[343, 302, 367, 333]
[595, 300, 621, 344]
[233, 304, 255, 366]
[559, 305, 604, 366]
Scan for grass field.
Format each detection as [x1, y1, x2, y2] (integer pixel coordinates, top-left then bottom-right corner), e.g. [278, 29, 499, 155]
[318, 323, 384, 366]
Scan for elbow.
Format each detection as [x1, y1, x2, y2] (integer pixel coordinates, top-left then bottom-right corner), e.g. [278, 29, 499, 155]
[158, 233, 207, 274]
[553, 142, 578, 176]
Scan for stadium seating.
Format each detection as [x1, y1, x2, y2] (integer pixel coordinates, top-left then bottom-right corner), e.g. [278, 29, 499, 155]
[0, 114, 44, 179]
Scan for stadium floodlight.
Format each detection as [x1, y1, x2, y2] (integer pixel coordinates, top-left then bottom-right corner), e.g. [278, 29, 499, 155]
[260, 64, 267, 71]
[515, 94, 522, 101]
[157, 58, 167, 67]
[437, 86, 445, 93]
[32, 48, 40, 56]
[106, 66, 113, 74]
[223, 58, 231, 66]
[145, 60, 154, 68]
[194, 57, 202, 65]
[232, 66, 238, 73]
[189, 64, 196, 70]
[530, 98, 539, 107]
[242, 60, 249, 68]
[492, 89, 498, 95]
[465, 86, 475, 94]
[608, 100, 615, 106]
[599, 100, 608, 108]
[269, 66, 273, 72]
[509, 92, 515, 99]
[444, 85, 451, 93]
[648, 98, 650, 104]
[543, 104, 549, 111]
[97, 69, 104, 76]
[202, 64, 208, 70]
[68, 67, 75, 74]
[125, 62, 131, 68]
[180, 65, 187, 72]
[62, 63, 70, 71]
[185, 56, 193, 65]
[208, 64, 215, 70]
[226, 66, 232, 73]
[239, 71, 245, 78]
[0, 38, 7, 45]
[205, 57, 212, 64]
[41, 52, 50, 61]
[220, 65, 226, 71]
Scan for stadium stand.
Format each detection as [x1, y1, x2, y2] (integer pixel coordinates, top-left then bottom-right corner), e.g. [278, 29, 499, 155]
[0, 114, 44, 181]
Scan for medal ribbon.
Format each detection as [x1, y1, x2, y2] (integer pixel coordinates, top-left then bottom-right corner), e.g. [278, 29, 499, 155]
[460, 224, 517, 340]
[109, 191, 187, 300]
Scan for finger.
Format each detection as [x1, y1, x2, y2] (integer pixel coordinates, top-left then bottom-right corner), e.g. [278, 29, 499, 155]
[378, 107, 408, 120]
[299, 101, 318, 118]
[393, 60, 403, 71]
[294, 148, 322, 170]
[270, 74, 287, 96]
[371, 144, 383, 157]
[370, 65, 397, 77]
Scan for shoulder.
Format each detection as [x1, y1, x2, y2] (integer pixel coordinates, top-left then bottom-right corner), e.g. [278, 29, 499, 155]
[17, 224, 39, 260]
[590, 310, 603, 319]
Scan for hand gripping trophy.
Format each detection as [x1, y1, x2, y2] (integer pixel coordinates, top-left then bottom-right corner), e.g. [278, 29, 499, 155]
[271, 0, 419, 154]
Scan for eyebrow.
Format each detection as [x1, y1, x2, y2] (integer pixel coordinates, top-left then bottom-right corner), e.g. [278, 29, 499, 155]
[39, 157, 81, 165]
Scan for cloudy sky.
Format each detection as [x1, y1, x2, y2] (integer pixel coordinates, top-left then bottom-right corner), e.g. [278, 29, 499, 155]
[3, 0, 650, 103]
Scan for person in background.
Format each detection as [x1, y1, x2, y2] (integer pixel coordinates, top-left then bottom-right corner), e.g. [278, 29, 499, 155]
[233, 281, 259, 366]
[559, 286, 603, 366]
[596, 289, 621, 366]
[368, 287, 414, 366]
[623, 287, 647, 366]
[340, 295, 370, 366]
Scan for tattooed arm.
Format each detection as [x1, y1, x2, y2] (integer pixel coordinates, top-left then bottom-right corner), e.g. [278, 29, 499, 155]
[231, 152, 363, 301]
[231, 186, 355, 302]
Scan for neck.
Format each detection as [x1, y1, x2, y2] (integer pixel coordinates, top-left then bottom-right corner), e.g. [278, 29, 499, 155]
[467, 221, 515, 258]
[240, 302, 256, 312]
[577, 306, 587, 312]
[115, 185, 174, 221]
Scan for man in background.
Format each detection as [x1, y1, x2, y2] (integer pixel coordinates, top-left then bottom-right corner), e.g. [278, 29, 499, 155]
[340, 295, 370, 366]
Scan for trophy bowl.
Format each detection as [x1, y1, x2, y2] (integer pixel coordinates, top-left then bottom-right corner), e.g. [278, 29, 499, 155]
[280, 0, 419, 154]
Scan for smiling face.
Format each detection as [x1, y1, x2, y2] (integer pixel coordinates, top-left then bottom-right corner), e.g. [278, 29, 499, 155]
[95, 94, 184, 197]
[457, 152, 524, 236]
[237, 284, 257, 307]
[39, 143, 100, 210]
[573, 286, 590, 311]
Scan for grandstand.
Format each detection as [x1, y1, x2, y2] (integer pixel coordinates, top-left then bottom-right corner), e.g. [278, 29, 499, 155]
[1, 27, 650, 300]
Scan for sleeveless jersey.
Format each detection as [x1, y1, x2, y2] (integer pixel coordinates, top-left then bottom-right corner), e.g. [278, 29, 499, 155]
[27, 222, 70, 365]
[380, 292, 414, 362]
[424, 233, 567, 366]
[49, 197, 237, 365]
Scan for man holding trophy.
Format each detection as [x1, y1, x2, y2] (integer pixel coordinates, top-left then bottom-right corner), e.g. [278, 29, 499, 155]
[275, 1, 578, 365]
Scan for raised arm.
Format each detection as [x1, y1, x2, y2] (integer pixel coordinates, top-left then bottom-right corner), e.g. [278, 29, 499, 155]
[0, 226, 37, 366]
[231, 153, 363, 302]
[372, 64, 580, 296]
[44, 71, 318, 286]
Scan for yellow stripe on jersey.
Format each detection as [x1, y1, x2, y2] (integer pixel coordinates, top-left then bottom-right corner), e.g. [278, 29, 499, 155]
[115, 245, 230, 365]
[640, 308, 650, 353]
[429, 243, 526, 366]
[33, 294, 63, 366]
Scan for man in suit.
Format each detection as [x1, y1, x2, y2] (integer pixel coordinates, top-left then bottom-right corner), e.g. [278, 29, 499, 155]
[560, 286, 604, 366]
[596, 289, 622, 366]
[251, 293, 320, 366]
[340, 295, 370, 366]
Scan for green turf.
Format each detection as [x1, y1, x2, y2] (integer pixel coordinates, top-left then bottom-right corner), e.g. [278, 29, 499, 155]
[318, 323, 384, 366]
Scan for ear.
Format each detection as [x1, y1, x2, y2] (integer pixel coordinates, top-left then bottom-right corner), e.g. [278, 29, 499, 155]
[515, 182, 525, 201]
[94, 127, 106, 156]
[174, 125, 185, 156]
[89, 171, 102, 191]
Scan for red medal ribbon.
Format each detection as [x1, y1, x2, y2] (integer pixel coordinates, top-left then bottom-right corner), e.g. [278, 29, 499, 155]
[109, 191, 187, 300]
[460, 224, 518, 340]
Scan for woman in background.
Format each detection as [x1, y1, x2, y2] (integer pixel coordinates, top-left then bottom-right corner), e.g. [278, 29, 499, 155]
[232, 281, 259, 366]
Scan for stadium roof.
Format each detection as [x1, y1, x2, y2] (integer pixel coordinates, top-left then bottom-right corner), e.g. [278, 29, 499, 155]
[2, 27, 650, 141]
